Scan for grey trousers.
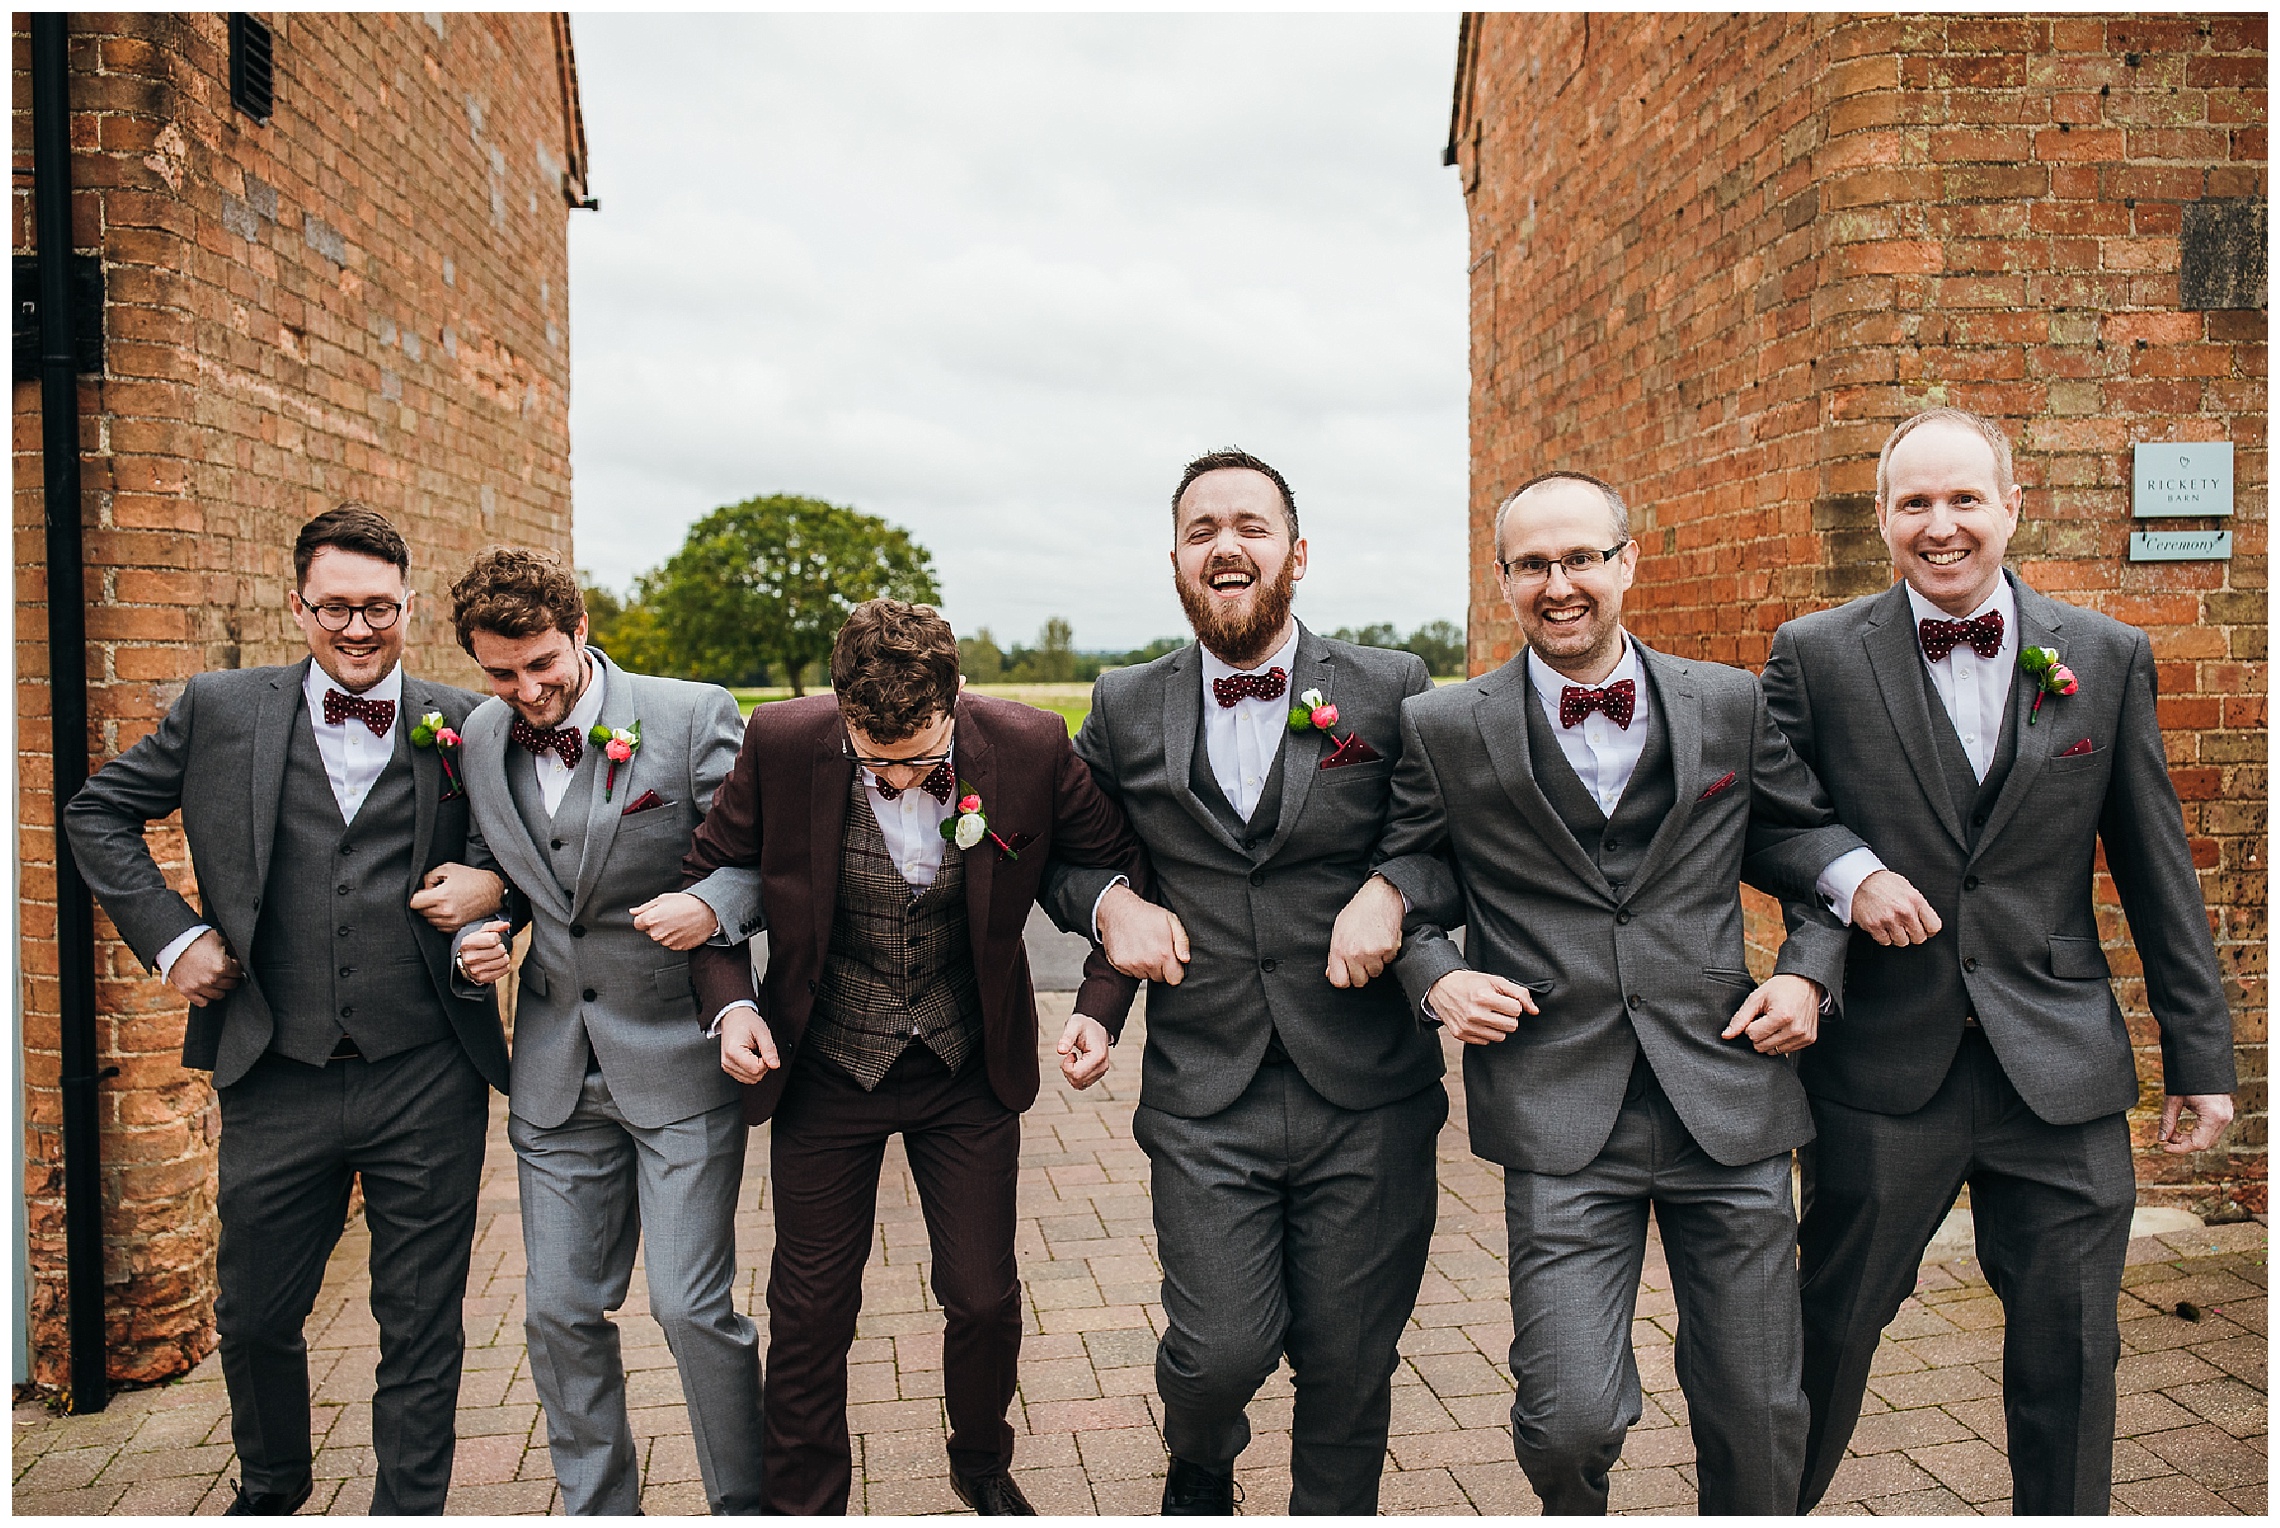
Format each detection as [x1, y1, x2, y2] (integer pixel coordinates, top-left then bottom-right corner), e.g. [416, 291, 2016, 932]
[1798, 1027, 2136, 1515]
[510, 1072, 765, 1515]
[1134, 1058, 1446, 1515]
[1502, 1057, 1807, 1515]
[215, 1036, 490, 1514]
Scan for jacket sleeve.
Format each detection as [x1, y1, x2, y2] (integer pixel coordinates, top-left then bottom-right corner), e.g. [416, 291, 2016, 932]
[681, 706, 767, 1024]
[1376, 703, 1471, 1019]
[682, 687, 766, 941]
[2099, 633, 2236, 1096]
[62, 678, 208, 969]
[1739, 673, 1865, 903]
[1038, 677, 1126, 937]
[1041, 723, 1147, 1037]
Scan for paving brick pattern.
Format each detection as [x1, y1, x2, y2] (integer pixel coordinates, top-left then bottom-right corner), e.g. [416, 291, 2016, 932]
[13, 995, 2266, 1515]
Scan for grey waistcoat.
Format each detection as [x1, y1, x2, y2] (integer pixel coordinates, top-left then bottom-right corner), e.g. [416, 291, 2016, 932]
[1919, 654, 2021, 851]
[252, 702, 453, 1065]
[505, 743, 599, 1065]
[1522, 677, 1678, 896]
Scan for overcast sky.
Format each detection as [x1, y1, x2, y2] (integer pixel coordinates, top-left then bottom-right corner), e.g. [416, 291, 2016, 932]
[566, 13, 1469, 653]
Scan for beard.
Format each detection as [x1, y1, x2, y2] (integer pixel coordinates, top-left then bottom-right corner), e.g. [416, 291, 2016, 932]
[1176, 551, 1298, 667]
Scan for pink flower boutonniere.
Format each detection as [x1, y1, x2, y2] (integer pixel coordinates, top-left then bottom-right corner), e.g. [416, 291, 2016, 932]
[2019, 647, 2078, 725]
[1289, 687, 1385, 769]
[587, 719, 641, 800]
[938, 781, 1026, 860]
[1286, 687, 1340, 734]
[410, 710, 465, 800]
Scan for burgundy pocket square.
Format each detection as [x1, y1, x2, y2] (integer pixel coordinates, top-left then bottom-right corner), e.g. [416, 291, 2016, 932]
[621, 789, 665, 815]
[1319, 733, 1384, 769]
[1697, 771, 1737, 802]
[2058, 738, 2095, 758]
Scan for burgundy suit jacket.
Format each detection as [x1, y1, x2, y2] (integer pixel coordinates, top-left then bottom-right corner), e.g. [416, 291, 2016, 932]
[683, 691, 1146, 1124]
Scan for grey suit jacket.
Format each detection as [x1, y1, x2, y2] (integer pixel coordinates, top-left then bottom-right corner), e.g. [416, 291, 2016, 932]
[1380, 642, 1863, 1175]
[1762, 573, 2235, 1124]
[1042, 625, 1448, 1118]
[62, 659, 509, 1091]
[453, 650, 761, 1130]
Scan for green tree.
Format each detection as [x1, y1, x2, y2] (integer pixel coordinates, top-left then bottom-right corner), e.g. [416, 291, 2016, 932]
[1329, 622, 1403, 650]
[643, 494, 941, 693]
[1006, 616, 1076, 682]
[959, 627, 1007, 682]
[1402, 619, 1466, 678]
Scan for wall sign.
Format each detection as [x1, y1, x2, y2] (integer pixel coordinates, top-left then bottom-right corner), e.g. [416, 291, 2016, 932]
[2132, 442, 2233, 518]
[2130, 530, 2234, 562]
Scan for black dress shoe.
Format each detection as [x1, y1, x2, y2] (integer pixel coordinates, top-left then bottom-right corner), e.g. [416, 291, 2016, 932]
[1161, 1457, 1240, 1515]
[223, 1475, 314, 1516]
[950, 1467, 1037, 1516]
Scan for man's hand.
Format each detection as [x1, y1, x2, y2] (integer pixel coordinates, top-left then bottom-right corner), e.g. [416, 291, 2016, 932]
[169, 929, 243, 1007]
[457, 920, 513, 986]
[631, 892, 721, 952]
[2159, 1093, 2234, 1154]
[1057, 1014, 1114, 1090]
[1096, 883, 1190, 985]
[1327, 874, 1405, 989]
[720, 1006, 783, 1085]
[1851, 869, 1943, 948]
[1427, 970, 1537, 1045]
[410, 862, 506, 932]
[1722, 973, 1823, 1055]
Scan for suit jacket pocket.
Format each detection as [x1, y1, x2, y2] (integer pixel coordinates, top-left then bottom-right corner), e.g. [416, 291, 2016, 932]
[522, 965, 551, 999]
[1320, 760, 1392, 787]
[1703, 967, 1756, 991]
[2043, 748, 2103, 775]
[653, 964, 696, 1010]
[2048, 935, 2111, 981]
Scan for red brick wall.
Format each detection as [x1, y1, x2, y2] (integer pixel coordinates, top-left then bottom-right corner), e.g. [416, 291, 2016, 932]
[1454, 12, 2265, 1214]
[13, 11, 583, 1388]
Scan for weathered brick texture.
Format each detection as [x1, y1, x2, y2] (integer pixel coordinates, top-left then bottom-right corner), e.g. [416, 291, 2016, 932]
[13, 11, 584, 1389]
[1454, 13, 2264, 1214]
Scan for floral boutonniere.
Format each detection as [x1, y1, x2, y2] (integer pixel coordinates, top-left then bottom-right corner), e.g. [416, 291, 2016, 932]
[2018, 647, 2078, 725]
[1288, 687, 1384, 769]
[587, 719, 640, 800]
[409, 711, 466, 800]
[1286, 687, 1339, 733]
[938, 781, 1025, 860]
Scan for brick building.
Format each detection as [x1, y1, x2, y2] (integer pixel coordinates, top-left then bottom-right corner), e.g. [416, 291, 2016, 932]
[1449, 13, 2265, 1213]
[14, 12, 588, 1391]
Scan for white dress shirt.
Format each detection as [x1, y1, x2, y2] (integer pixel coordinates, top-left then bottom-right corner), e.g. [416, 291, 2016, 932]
[1200, 627, 1301, 823]
[1906, 576, 2019, 783]
[535, 656, 607, 817]
[158, 660, 406, 980]
[860, 749, 954, 888]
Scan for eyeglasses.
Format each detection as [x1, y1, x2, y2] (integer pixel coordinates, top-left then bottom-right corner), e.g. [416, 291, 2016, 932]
[1497, 541, 1630, 584]
[841, 737, 954, 773]
[299, 597, 404, 632]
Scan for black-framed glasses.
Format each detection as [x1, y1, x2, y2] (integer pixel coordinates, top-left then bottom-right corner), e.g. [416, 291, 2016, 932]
[841, 737, 954, 773]
[1497, 540, 1630, 583]
[299, 597, 404, 631]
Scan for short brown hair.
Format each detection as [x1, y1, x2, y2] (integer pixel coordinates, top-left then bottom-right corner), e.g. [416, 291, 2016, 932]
[294, 503, 409, 585]
[449, 546, 586, 655]
[1172, 446, 1298, 542]
[831, 599, 961, 744]
[1876, 406, 2017, 505]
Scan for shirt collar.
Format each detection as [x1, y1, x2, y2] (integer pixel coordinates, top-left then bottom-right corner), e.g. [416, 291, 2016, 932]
[561, 649, 608, 740]
[1904, 573, 2014, 632]
[1526, 632, 1639, 710]
[305, 659, 403, 723]
[1199, 625, 1301, 690]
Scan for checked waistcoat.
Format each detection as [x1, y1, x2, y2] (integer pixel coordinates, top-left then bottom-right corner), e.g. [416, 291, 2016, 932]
[807, 773, 985, 1089]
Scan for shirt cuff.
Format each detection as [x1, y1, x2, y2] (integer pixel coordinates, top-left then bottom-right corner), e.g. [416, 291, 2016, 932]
[708, 999, 759, 1040]
[1089, 875, 1132, 943]
[1816, 847, 1886, 927]
[155, 924, 212, 981]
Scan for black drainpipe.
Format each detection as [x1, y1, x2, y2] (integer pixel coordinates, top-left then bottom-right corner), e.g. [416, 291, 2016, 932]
[32, 10, 109, 1414]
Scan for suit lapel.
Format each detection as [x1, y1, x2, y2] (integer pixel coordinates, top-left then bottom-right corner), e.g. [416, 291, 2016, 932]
[1474, 655, 1613, 897]
[248, 660, 300, 887]
[1863, 582, 1970, 852]
[1622, 646, 1703, 898]
[810, 713, 853, 940]
[953, 696, 997, 954]
[1159, 645, 1246, 854]
[1970, 573, 2064, 856]
[1258, 626, 1331, 862]
[403, 677, 439, 893]
[474, 699, 572, 923]
[569, 651, 632, 917]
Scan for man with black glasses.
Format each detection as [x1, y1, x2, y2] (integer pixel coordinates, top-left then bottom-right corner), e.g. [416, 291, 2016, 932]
[66, 505, 507, 1514]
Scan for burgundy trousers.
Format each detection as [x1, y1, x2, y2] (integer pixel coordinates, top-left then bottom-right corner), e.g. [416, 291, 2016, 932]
[761, 1043, 1023, 1514]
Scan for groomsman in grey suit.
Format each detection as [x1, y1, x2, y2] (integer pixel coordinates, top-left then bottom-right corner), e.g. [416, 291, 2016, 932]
[1375, 470, 1894, 1514]
[65, 506, 508, 1514]
[446, 548, 766, 1514]
[1043, 448, 1449, 1515]
[1761, 407, 2236, 1514]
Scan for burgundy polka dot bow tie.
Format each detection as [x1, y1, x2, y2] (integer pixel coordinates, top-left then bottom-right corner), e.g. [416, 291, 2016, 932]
[1212, 667, 1288, 708]
[1560, 679, 1636, 730]
[874, 760, 955, 805]
[510, 716, 584, 769]
[1918, 610, 2004, 663]
[323, 688, 396, 738]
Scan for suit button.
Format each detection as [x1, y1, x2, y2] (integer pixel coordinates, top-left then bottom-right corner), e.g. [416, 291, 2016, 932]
[1260, 959, 1278, 974]
[340, 843, 354, 855]
[1249, 871, 1265, 887]
[1971, 813, 1987, 828]
[1963, 876, 1979, 891]
[337, 926, 351, 937]
[1243, 838, 1258, 851]
[583, 987, 598, 1002]
[337, 884, 350, 896]
[1962, 958, 1978, 974]
[1604, 838, 1620, 852]
[1627, 994, 1643, 1011]
[570, 923, 586, 938]
[338, 966, 353, 978]
[339, 1005, 354, 1019]
[1615, 909, 1632, 925]
[806, 979, 819, 994]
[551, 838, 565, 850]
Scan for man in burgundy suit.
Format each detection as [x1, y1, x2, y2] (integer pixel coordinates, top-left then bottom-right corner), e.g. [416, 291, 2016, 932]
[680, 598, 1147, 1515]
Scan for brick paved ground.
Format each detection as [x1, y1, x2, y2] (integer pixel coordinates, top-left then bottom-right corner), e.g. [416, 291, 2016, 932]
[13, 993, 2267, 1515]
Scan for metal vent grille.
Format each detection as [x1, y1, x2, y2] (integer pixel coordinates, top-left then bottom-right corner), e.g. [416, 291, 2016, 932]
[229, 14, 273, 123]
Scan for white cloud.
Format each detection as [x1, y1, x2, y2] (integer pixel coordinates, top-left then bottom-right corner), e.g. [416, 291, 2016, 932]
[568, 13, 1469, 651]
